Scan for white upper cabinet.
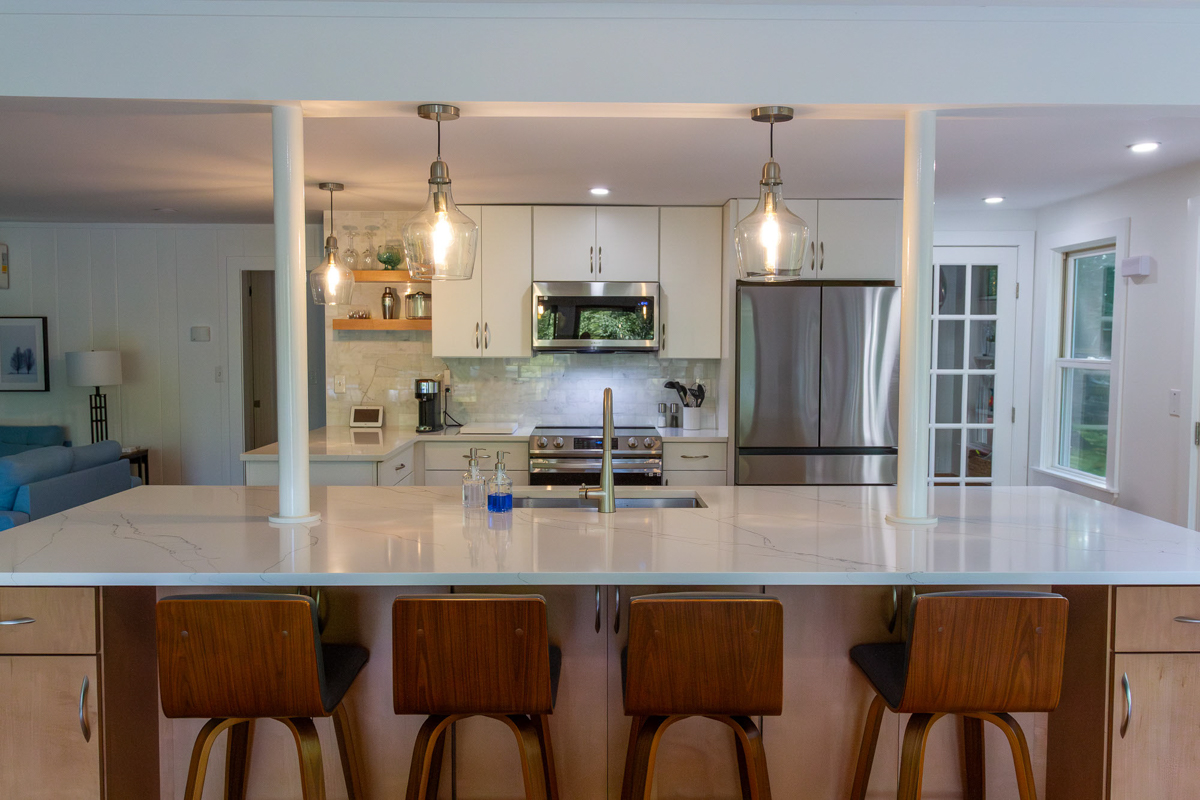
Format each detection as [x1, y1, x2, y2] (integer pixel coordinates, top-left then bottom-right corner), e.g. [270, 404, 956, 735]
[659, 207, 722, 359]
[814, 199, 901, 282]
[533, 206, 659, 282]
[481, 205, 532, 358]
[595, 207, 659, 282]
[431, 205, 483, 357]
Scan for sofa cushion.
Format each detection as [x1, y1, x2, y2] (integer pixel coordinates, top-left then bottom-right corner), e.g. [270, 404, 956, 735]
[70, 440, 121, 473]
[0, 446, 73, 511]
[0, 425, 66, 448]
[14, 460, 137, 520]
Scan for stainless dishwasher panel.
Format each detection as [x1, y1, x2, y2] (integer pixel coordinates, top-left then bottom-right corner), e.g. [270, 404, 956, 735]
[736, 285, 822, 449]
[819, 286, 901, 448]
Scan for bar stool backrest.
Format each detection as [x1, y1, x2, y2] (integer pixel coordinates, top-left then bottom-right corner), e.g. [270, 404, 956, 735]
[157, 593, 328, 719]
[898, 591, 1069, 714]
[625, 593, 783, 717]
[392, 595, 553, 716]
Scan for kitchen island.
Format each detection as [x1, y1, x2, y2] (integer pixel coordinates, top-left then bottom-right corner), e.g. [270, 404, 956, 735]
[1, 484, 1195, 800]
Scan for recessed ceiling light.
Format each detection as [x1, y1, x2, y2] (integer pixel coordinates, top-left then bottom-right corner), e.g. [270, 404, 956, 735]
[1129, 142, 1160, 153]
[984, 197, 1005, 204]
[152, 207, 176, 213]
[590, 187, 610, 196]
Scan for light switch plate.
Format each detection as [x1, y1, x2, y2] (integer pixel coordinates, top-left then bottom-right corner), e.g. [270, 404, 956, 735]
[1169, 389, 1182, 417]
[190, 326, 211, 342]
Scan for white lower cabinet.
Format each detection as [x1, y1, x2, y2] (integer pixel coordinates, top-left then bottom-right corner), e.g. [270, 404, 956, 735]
[378, 445, 415, 486]
[664, 470, 727, 487]
[663, 442, 728, 486]
[424, 469, 530, 487]
[421, 441, 530, 487]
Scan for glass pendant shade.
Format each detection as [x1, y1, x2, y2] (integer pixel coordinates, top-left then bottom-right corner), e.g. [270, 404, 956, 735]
[309, 235, 355, 305]
[734, 161, 810, 282]
[402, 160, 478, 281]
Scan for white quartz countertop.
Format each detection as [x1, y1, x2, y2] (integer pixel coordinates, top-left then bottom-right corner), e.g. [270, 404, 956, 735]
[4, 485, 1200, 587]
[241, 426, 725, 462]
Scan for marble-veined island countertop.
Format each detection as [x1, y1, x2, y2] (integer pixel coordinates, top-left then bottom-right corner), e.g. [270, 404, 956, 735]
[2, 484, 1199, 587]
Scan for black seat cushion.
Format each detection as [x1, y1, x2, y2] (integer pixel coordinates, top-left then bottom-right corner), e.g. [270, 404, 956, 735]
[549, 644, 562, 709]
[849, 642, 906, 709]
[321, 644, 370, 713]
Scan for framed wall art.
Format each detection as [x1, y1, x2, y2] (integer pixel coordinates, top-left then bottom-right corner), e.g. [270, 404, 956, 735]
[0, 316, 50, 392]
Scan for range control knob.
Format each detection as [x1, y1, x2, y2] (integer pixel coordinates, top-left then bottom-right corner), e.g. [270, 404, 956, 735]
[552, 437, 565, 448]
[628, 437, 639, 448]
[644, 437, 655, 448]
[537, 437, 549, 448]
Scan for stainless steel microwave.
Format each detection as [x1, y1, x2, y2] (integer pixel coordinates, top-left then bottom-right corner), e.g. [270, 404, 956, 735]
[532, 282, 660, 352]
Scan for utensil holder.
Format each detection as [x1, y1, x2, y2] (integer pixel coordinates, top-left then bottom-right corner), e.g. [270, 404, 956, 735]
[682, 407, 701, 430]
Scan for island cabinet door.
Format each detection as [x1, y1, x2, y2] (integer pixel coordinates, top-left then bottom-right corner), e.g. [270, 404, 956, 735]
[0, 655, 101, 799]
[1110, 653, 1200, 799]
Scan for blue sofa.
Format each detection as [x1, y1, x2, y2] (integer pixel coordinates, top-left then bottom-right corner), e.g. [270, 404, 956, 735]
[0, 425, 66, 457]
[0, 441, 141, 531]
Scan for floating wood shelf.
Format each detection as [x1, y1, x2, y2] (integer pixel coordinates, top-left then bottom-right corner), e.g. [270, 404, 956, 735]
[332, 318, 432, 332]
[351, 270, 429, 283]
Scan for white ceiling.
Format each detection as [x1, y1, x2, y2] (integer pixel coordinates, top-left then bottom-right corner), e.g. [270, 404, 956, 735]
[2, 98, 1200, 223]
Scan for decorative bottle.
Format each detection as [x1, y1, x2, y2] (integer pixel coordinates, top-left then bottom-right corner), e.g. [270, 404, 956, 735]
[487, 450, 514, 513]
[462, 447, 487, 508]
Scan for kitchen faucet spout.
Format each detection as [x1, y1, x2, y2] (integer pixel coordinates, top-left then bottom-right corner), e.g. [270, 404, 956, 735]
[579, 387, 616, 512]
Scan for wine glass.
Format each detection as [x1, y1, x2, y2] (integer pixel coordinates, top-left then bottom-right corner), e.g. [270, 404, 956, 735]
[361, 227, 378, 270]
[341, 229, 358, 269]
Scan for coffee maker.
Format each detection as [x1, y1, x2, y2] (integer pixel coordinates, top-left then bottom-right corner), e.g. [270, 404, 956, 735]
[414, 378, 444, 433]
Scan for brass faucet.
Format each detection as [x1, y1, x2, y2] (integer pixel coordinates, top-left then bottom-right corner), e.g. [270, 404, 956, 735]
[580, 387, 616, 512]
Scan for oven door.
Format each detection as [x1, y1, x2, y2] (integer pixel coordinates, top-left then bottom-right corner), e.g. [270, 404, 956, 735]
[529, 457, 663, 486]
[532, 282, 659, 352]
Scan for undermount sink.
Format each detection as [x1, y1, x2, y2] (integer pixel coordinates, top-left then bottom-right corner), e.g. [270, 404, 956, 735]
[512, 495, 707, 509]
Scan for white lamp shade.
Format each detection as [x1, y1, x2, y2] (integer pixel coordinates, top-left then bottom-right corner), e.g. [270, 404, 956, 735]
[66, 350, 123, 387]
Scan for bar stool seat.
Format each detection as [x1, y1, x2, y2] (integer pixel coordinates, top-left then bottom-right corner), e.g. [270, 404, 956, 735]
[393, 594, 561, 800]
[620, 592, 784, 800]
[848, 590, 1069, 800]
[157, 593, 369, 800]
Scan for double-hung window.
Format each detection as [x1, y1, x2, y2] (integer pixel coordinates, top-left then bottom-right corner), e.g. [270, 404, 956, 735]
[1055, 246, 1116, 480]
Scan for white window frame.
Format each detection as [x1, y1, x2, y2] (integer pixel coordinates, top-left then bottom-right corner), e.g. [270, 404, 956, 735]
[1031, 219, 1128, 496]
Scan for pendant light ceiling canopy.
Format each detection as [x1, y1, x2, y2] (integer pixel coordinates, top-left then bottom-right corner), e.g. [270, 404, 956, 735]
[309, 182, 355, 305]
[734, 106, 811, 282]
[401, 103, 479, 281]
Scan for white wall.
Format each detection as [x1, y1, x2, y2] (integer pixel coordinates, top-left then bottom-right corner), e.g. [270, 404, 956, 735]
[1031, 161, 1200, 526]
[0, 222, 321, 485]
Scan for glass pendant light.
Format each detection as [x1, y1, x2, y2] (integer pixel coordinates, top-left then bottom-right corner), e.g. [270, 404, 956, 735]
[402, 104, 479, 281]
[309, 182, 355, 305]
[734, 106, 811, 282]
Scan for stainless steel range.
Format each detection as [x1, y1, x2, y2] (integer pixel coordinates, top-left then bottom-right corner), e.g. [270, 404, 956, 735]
[529, 427, 663, 486]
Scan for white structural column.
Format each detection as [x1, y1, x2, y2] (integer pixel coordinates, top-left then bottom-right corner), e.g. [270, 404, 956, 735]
[268, 104, 319, 524]
[888, 109, 938, 526]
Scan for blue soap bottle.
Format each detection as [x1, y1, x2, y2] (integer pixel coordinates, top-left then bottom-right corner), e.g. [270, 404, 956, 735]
[488, 450, 513, 512]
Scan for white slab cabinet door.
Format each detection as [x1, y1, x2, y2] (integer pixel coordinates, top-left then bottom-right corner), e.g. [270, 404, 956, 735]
[533, 206, 597, 281]
[481, 205, 533, 357]
[431, 205, 484, 357]
[659, 207, 722, 358]
[595, 207, 659, 281]
[814, 200, 901, 282]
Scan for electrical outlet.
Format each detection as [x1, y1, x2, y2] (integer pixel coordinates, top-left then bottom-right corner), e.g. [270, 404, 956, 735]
[215, 365, 224, 383]
[334, 375, 346, 394]
[1169, 389, 1183, 417]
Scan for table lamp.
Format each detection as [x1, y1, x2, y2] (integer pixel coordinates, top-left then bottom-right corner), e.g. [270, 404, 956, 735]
[66, 350, 123, 444]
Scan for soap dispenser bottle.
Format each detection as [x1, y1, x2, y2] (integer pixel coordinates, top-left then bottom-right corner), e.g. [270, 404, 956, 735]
[462, 447, 487, 508]
[488, 450, 513, 512]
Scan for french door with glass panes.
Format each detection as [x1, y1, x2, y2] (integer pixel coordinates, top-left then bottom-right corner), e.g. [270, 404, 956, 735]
[930, 247, 1018, 486]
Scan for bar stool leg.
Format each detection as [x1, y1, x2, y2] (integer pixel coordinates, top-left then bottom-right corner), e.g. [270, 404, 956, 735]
[962, 715, 986, 800]
[183, 718, 241, 800]
[280, 717, 327, 800]
[849, 694, 887, 800]
[620, 715, 682, 800]
[897, 712, 944, 800]
[534, 714, 561, 800]
[499, 714, 550, 800]
[332, 702, 366, 800]
[979, 713, 1038, 800]
[406, 714, 457, 800]
[225, 719, 256, 800]
[725, 715, 772, 800]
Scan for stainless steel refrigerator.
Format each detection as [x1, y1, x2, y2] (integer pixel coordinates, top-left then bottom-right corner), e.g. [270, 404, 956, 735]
[736, 284, 901, 485]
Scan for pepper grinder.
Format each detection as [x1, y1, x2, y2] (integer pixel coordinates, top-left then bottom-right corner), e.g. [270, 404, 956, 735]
[669, 402, 681, 428]
[381, 287, 397, 320]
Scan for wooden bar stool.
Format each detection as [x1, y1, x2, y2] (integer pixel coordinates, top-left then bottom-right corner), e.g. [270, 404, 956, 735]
[156, 593, 370, 800]
[621, 592, 784, 800]
[848, 590, 1069, 800]
[393, 594, 562, 800]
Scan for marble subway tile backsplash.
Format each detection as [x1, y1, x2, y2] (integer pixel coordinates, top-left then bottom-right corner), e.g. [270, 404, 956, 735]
[326, 327, 719, 430]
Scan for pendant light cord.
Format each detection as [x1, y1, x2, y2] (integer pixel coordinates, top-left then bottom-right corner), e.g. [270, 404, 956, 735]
[437, 118, 442, 161]
[769, 122, 774, 160]
[328, 187, 335, 236]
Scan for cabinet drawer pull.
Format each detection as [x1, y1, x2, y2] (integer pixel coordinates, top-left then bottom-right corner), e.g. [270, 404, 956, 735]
[484, 322, 491, 349]
[595, 586, 601, 633]
[79, 675, 91, 743]
[1173, 616, 1200, 624]
[589, 246, 594, 274]
[1120, 671, 1132, 738]
[475, 322, 480, 350]
[394, 464, 406, 471]
[679, 454, 709, 459]
[818, 241, 825, 271]
[598, 246, 602, 274]
[809, 240, 816, 270]
[614, 585, 621, 634]
[0, 617, 35, 626]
